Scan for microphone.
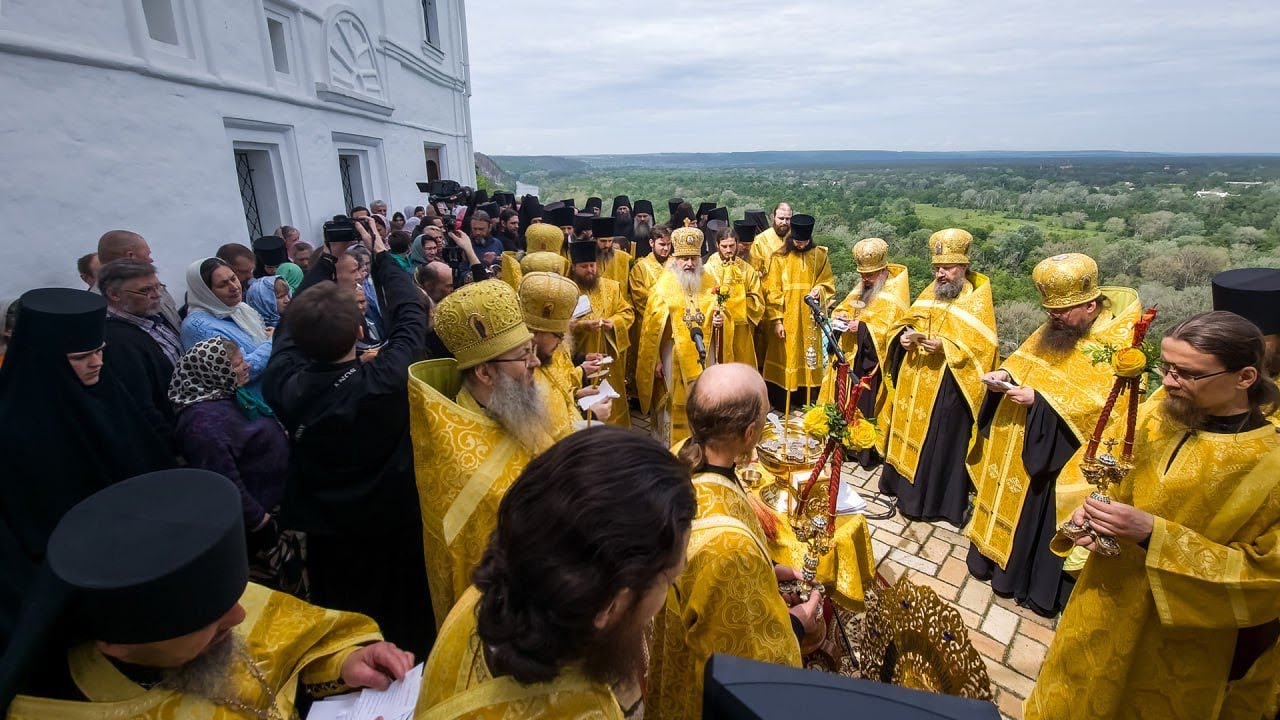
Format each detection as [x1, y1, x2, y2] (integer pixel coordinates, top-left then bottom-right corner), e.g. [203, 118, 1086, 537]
[803, 294, 848, 367]
[690, 325, 707, 365]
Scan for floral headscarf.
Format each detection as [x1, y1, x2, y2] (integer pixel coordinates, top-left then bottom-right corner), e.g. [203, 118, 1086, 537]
[167, 338, 272, 419]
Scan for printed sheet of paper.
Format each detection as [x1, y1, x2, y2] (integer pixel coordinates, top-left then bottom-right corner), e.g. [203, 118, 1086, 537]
[578, 379, 621, 411]
[307, 663, 423, 720]
[572, 294, 593, 318]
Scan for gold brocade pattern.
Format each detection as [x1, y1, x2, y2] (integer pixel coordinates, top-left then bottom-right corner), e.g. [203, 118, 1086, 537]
[407, 360, 542, 628]
[881, 273, 997, 482]
[647, 472, 802, 720]
[572, 278, 634, 427]
[817, 264, 911, 406]
[1027, 401, 1280, 720]
[419, 587, 624, 719]
[9, 584, 381, 720]
[634, 270, 720, 445]
[748, 227, 785, 278]
[966, 288, 1140, 569]
[704, 255, 765, 365]
[762, 247, 836, 390]
[536, 345, 584, 432]
[597, 249, 633, 307]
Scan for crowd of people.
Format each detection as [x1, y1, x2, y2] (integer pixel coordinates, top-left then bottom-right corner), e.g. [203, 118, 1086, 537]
[1, 186, 1279, 720]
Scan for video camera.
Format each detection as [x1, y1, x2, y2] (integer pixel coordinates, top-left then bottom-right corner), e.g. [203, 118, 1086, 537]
[417, 179, 466, 202]
[322, 215, 357, 246]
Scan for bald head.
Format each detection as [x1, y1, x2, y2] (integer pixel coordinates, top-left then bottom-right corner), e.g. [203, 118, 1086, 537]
[418, 261, 455, 303]
[97, 230, 152, 265]
[685, 363, 769, 455]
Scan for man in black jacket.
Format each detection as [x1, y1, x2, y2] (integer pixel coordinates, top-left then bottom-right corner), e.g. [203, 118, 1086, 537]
[98, 259, 181, 442]
[262, 229, 434, 656]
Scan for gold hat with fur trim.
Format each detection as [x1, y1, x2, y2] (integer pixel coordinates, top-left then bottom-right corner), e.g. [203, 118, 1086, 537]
[853, 237, 889, 274]
[1033, 253, 1102, 309]
[672, 227, 703, 258]
[435, 280, 533, 370]
[525, 223, 565, 255]
[518, 272, 579, 334]
[929, 228, 972, 266]
[519, 251, 567, 275]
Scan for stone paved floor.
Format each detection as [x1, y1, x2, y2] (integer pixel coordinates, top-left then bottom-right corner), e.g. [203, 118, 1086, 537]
[843, 462, 1052, 720]
[630, 410, 1048, 718]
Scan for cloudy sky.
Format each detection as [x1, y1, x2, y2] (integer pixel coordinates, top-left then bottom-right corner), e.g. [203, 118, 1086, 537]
[463, 0, 1279, 156]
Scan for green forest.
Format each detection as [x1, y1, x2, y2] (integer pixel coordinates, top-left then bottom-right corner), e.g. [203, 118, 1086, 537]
[502, 156, 1280, 354]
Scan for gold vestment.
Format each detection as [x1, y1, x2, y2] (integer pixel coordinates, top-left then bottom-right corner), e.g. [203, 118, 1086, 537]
[704, 254, 765, 365]
[572, 278, 634, 427]
[817, 263, 912, 406]
[748, 227, 786, 277]
[418, 586, 624, 719]
[762, 247, 836, 390]
[8, 583, 381, 720]
[1026, 401, 1280, 719]
[881, 273, 998, 479]
[966, 288, 1140, 569]
[597, 249, 633, 307]
[408, 359, 553, 628]
[647, 470, 802, 720]
[634, 270, 719, 445]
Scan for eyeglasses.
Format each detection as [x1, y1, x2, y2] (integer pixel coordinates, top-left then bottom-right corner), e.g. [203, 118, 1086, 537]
[1155, 361, 1232, 383]
[125, 284, 163, 298]
[488, 344, 537, 366]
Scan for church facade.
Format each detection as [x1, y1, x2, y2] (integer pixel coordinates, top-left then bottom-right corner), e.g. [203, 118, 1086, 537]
[0, 0, 475, 291]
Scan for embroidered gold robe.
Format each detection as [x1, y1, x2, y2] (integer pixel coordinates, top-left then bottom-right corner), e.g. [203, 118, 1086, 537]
[881, 272, 997, 479]
[704, 254, 765, 365]
[1026, 401, 1280, 720]
[408, 359, 555, 628]
[634, 270, 719, 446]
[762, 247, 836, 391]
[572, 278, 634, 427]
[966, 287, 1140, 569]
[418, 586, 624, 719]
[748, 227, 786, 278]
[817, 263, 912, 407]
[537, 344, 584, 431]
[8, 583, 381, 720]
[647, 469, 802, 720]
[597, 249, 633, 307]
[628, 254, 666, 389]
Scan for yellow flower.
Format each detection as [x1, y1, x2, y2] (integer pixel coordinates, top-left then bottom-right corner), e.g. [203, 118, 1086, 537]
[802, 406, 830, 438]
[1112, 347, 1147, 378]
[844, 420, 879, 450]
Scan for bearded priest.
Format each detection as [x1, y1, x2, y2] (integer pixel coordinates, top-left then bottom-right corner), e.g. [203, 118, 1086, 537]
[762, 214, 835, 408]
[635, 227, 719, 445]
[966, 253, 1140, 617]
[879, 228, 997, 527]
[704, 222, 765, 366]
[568, 239, 634, 427]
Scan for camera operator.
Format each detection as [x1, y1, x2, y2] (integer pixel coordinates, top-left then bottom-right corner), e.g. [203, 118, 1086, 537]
[261, 217, 433, 657]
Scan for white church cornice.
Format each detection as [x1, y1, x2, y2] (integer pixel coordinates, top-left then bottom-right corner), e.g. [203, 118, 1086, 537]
[379, 36, 466, 94]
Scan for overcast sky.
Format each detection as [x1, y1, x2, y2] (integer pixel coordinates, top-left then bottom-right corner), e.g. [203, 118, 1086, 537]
[463, 0, 1280, 156]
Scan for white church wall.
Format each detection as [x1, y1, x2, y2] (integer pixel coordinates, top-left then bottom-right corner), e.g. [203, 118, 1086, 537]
[0, 0, 474, 295]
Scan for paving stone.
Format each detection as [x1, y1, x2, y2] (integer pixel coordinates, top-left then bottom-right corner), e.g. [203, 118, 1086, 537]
[957, 607, 983, 631]
[938, 556, 969, 588]
[920, 536, 952, 565]
[883, 534, 921, 554]
[968, 629, 1007, 664]
[958, 575, 994, 614]
[901, 522, 934, 544]
[1008, 635, 1048, 679]
[951, 543, 969, 559]
[908, 571, 960, 602]
[930, 525, 969, 546]
[887, 548, 938, 575]
[870, 538, 891, 564]
[1018, 619, 1056, 647]
[981, 602, 1020, 644]
[996, 688, 1025, 720]
[877, 558, 908, 585]
[983, 657, 1036, 698]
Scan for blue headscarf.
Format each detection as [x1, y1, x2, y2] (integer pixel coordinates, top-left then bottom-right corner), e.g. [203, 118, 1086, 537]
[245, 276, 284, 328]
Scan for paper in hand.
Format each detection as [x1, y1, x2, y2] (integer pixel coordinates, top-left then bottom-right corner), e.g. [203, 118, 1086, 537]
[578, 379, 621, 411]
[572, 294, 592, 318]
[306, 663, 424, 720]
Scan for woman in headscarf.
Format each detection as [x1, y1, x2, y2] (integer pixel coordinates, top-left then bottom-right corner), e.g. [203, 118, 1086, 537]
[180, 257, 273, 405]
[168, 337, 297, 589]
[275, 262, 304, 293]
[0, 288, 173, 640]
[245, 275, 292, 329]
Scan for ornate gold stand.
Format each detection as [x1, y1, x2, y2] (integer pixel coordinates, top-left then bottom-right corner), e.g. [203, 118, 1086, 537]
[1056, 438, 1128, 556]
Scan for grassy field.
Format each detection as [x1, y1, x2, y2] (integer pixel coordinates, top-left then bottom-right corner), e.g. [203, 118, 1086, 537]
[914, 203, 1099, 238]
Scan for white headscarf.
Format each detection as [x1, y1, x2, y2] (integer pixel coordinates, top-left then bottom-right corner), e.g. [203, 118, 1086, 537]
[185, 258, 270, 344]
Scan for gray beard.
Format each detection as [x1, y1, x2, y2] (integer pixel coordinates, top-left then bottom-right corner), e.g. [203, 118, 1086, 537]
[159, 633, 242, 700]
[633, 219, 652, 239]
[599, 246, 615, 264]
[934, 277, 963, 300]
[673, 262, 703, 297]
[860, 274, 887, 307]
[488, 371, 554, 453]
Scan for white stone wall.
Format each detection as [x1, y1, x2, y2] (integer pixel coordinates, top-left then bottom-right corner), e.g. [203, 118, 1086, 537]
[0, 0, 475, 295]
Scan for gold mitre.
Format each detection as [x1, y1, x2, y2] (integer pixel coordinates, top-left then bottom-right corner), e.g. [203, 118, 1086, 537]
[525, 223, 565, 255]
[929, 228, 972, 265]
[435, 279, 533, 370]
[520, 251, 567, 275]
[519, 272, 578, 334]
[672, 226, 703, 257]
[1033, 253, 1101, 309]
[853, 237, 890, 273]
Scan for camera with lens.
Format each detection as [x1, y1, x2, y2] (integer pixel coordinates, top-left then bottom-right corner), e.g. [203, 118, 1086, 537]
[441, 235, 465, 266]
[323, 215, 357, 246]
